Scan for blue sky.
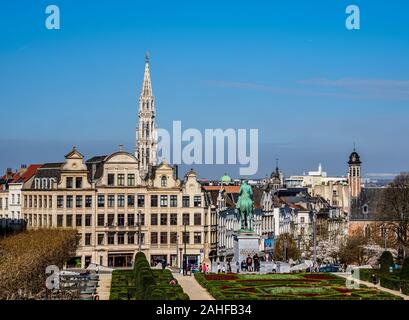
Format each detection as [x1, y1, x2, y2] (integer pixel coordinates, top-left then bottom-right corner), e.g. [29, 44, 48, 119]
[1, 0, 408, 179]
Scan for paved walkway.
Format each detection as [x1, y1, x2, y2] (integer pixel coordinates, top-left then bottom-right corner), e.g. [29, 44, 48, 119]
[173, 272, 214, 300]
[96, 273, 112, 300]
[335, 272, 409, 300]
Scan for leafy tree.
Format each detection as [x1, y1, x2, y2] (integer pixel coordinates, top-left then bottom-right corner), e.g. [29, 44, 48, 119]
[339, 228, 368, 265]
[273, 233, 300, 262]
[377, 173, 409, 261]
[400, 257, 409, 280]
[379, 251, 394, 273]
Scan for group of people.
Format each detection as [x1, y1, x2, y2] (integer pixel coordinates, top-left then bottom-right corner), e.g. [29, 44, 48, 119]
[216, 261, 232, 273]
[199, 263, 210, 274]
[240, 254, 260, 272]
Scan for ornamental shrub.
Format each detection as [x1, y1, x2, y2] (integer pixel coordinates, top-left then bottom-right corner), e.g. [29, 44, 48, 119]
[379, 251, 394, 273]
[400, 257, 409, 280]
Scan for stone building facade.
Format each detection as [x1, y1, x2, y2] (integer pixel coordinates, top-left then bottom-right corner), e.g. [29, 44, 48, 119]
[21, 55, 210, 269]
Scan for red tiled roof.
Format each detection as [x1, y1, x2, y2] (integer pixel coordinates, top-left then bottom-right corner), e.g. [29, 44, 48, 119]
[10, 164, 42, 183]
[202, 185, 241, 193]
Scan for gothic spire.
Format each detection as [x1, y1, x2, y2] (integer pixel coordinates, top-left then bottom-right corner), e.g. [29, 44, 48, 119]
[141, 50, 153, 97]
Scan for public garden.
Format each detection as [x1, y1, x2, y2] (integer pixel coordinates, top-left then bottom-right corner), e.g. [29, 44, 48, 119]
[194, 272, 402, 300]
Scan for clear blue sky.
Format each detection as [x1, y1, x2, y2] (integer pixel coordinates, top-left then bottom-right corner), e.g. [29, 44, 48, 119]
[1, 0, 408, 179]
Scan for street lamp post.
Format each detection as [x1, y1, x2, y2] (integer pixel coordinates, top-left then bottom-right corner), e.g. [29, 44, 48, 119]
[312, 209, 317, 272]
[138, 211, 142, 252]
[176, 234, 179, 268]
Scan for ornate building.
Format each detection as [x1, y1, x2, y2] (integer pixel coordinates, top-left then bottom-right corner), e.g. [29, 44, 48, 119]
[135, 52, 157, 178]
[21, 55, 211, 269]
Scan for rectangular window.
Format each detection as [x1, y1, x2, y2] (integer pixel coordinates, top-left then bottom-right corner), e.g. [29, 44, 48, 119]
[117, 194, 125, 208]
[170, 214, 177, 225]
[66, 214, 73, 227]
[76, 214, 82, 227]
[160, 195, 168, 207]
[194, 213, 201, 226]
[138, 232, 145, 245]
[183, 213, 190, 226]
[182, 196, 190, 207]
[127, 174, 135, 186]
[160, 232, 168, 244]
[85, 233, 92, 246]
[128, 232, 135, 245]
[127, 214, 135, 226]
[160, 214, 168, 226]
[118, 214, 125, 227]
[117, 174, 125, 186]
[57, 215, 63, 227]
[76, 195, 83, 208]
[43, 195, 46, 208]
[137, 195, 145, 207]
[183, 231, 190, 244]
[194, 232, 201, 244]
[49, 195, 53, 208]
[85, 195, 92, 208]
[57, 196, 63, 208]
[151, 213, 158, 226]
[108, 214, 114, 226]
[117, 232, 125, 244]
[108, 195, 115, 207]
[194, 196, 201, 207]
[170, 232, 177, 244]
[150, 195, 158, 207]
[85, 214, 92, 226]
[128, 195, 135, 207]
[151, 232, 158, 244]
[138, 213, 145, 226]
[97, 233, 104, 245]
[66, 195, 73, 208]
[66, 177, 73, 189]
[107, 174, 115, 186]
[98, 194, 105, 208]
[75, 177, 82, 189]
[108, 232, 115, 245]
[170, 195, 178, 207]
[97, 214, 105, 227]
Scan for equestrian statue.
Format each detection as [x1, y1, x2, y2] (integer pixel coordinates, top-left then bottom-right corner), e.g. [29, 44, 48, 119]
[236, 180, 254, 231]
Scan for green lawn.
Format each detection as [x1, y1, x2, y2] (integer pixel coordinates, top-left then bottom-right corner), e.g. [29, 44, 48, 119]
[194, 272, 402, 300]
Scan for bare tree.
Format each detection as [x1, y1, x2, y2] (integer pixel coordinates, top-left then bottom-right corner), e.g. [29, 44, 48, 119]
[377, 173, 409, 260]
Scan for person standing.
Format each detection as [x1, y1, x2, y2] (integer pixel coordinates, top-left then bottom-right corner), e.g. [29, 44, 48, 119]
[227, 261, 232, 273]
[246, 255, 253, 272]
[236, 261, 240, 273]
[253, 254, 260, 272]
[202, 263, 207, 274]
[217, 262, 221, 273]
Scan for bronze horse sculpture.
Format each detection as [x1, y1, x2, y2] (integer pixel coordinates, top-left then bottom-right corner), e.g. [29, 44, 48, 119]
[236, 180, 254, 231]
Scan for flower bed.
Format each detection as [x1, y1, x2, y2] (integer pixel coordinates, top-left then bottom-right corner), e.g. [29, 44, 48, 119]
[194, 272, 402, 300]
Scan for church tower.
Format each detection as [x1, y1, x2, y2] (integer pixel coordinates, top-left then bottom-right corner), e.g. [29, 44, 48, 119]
[136, 51, 157, 178]
[348, 147, 361, 198]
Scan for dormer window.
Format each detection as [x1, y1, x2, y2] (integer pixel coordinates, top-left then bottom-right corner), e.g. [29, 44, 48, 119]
[161, 176, 167, 187]
[66, 177, 73, 189]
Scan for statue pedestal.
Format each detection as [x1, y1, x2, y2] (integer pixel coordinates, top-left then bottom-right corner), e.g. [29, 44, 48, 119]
[232, 232, 260, 268]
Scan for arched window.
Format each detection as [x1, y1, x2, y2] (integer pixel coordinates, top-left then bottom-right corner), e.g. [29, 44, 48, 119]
[161, 176, 167, 187]
[362, 204, 369, 215]
[364, 225, 371, 238]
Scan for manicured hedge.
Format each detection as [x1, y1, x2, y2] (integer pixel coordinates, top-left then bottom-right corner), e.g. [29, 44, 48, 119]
[110, 253, 189, 300]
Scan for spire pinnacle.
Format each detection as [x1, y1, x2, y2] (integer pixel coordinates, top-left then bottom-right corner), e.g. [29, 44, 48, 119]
[141, 51, 153, 97]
